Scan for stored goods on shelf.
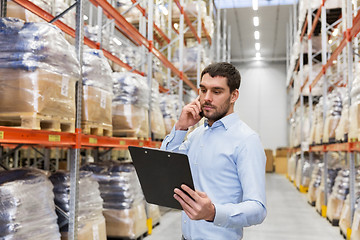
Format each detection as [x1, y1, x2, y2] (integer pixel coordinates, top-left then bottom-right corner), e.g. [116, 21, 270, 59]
[81, 162, 149, 239]
[349, 66, 360, 141]
[49, 171, 106, 240]
[6, 0, 51, 23]
[0, 168, 61, 240]
[322, 90, 342, 143]
[335, 91, 349, 142]
[314, 98, 324, 144]
[0, 18, 79, 132]
[159, 93, 178, 134]
[172, 0, 207, 20]
[307, 162, 323, 206]
[326, 169, 351, 225]
[287, 154, 297, 182]
[82, 48, 113, 136]
[173, 45, 206, 75]
[340, 194, 360, 239]
[150, 79, 166, 140]
[115, 0, 142, 24]
[112, 72, 150, 138]
[294, 153, 312, 190]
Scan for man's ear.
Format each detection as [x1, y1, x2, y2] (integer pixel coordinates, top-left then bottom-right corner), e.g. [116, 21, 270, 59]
[230, 89, 239, 103]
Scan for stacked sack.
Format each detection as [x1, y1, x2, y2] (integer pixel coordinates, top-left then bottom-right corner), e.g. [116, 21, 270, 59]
[335, 90, 350, 142]
[81, 162, 158, 239]
[294, 153, 313, 190]
[6, 0, 52, 22]
[0, 168, 60, 240]
[349, 64, 360, 142]
[112, 72, 150, 138]
[49, 171, 106, 240]
[307, 162, 323, 206]
[0, 18, 79, 131]
[150, 79, 166, 140]
[82, 48, 113, 136]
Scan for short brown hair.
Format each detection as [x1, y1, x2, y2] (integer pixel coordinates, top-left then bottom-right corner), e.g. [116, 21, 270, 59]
[201, 62, 241, 92]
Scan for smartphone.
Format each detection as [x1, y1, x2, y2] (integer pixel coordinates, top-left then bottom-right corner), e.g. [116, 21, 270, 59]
[199, 111, 204, 118]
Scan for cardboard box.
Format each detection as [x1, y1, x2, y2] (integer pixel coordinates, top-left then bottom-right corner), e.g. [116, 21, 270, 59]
[275, 148, 288, 157]
[61, 217, 107, 240]
[274, 157, 287, 174]
[265, 149, 274, 173]
[103, 203, 147, 239]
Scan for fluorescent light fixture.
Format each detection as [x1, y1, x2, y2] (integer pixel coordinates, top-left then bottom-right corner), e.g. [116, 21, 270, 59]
[252, 0, 258, 10]
[254, 31, 260, 40]
[174, 23, 179, 30]
[255, 43, 260, 51]
[159, 5, 168, 15]
[256, 52, 261, 59]
[332, 28, 339, 36]
[83, 15, 88, 21]
[253, 16, 259, 26]
[113, 38, 122, 46]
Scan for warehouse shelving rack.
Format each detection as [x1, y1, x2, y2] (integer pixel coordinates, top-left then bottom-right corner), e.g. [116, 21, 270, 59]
[0, 0, 221, 239]
[287, 0, 360, 237]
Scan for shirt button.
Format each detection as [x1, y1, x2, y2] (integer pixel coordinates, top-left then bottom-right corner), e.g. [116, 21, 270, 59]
[184, 220, 187, 223]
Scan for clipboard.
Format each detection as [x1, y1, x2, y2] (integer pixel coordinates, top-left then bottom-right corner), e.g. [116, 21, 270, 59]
[128, 146, 194, 210]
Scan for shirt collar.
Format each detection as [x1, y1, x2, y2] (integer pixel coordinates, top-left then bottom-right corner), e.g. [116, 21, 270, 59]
[204, 113, 239, 130]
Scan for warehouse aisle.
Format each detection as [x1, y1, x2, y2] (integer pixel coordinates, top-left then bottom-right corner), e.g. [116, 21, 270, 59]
[145, 174, 344, 240]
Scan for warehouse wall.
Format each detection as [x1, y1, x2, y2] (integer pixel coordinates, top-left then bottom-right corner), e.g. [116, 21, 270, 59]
[233, 61, 287, 150]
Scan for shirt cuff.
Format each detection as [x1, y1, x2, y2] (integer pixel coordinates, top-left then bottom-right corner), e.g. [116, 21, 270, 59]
[161, 126, 188, 150]
[213, 203, 229, 227]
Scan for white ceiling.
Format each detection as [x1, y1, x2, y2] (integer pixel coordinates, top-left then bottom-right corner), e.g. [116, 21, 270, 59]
[221, 4, 294, 63]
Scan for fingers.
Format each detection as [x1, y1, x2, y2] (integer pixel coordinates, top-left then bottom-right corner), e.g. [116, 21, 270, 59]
[181, 184, 200, 201]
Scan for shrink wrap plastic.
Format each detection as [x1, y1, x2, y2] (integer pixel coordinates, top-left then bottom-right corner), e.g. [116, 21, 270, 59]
[49, 171, 104, 233]
[82, 49, 113, 125]
[173, 46, 205, 74]
[336, 92, 349, 142]
[172, 0, 207, 19]
[287, 154, 297, 182]
[6, 0, 51, 23]
[294, 154, 313, 189]
[159, 94, 178, 134]
[323, 90, 342, 143]
[112, 72, 150, 137]
[151, 80, 166, 139]
[81, 162, 149, 239]
[350, 69, 360, 140]
[0, 18, 79, 119]
[115, 0, 142, 23]
[307, 162, 323, 204]
[0, 168, 60, 240]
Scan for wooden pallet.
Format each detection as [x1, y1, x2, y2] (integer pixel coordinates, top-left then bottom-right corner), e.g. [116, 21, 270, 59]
[81, 122, 112, 137]
[107, 231, 148, 240]
[113, 129, 148, 139]
[0, 112, 75, 132]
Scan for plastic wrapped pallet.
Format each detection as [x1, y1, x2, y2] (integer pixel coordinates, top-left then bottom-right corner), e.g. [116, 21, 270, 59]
[82, 48, 113, 136]
[314, 97, 324, 144]
[150, 79, 166, 140]
[350, 68, 360, 141]
[49, 171, 106, 240]
[326, 169, 350, 225]
[323, 90, 342, 143]
[115, 0, 142, 24]
[172, 0, 207, 19]
[307, 162, 323, 205]
[112, 72, 150, 138]
[159, 93, 178, 134]
[0, 18, 79, 131]
[294, 154, 313, 190]
[0, 168, 61, 240]
[173, 46, 206, 75]
[81, 162, 148, 239]
[336, 92, 350, 142]
[287, 154, 297, 182]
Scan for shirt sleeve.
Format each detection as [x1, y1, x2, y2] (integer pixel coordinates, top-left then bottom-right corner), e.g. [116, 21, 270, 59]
[160, 126, 189, 154]
[213, 134, 267, 228]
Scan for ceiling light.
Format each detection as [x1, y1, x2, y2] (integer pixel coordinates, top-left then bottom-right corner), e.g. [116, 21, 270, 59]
[83, 15, 88, 21]
[255, 43, 260, 51]
[254, 31, 260, 40]
[252, 0, 258, 10]
[113, 38, 122, 46]
[253, 16, 259, 27]
[174, 23, 179, 30]
[256, 52, 261, 59]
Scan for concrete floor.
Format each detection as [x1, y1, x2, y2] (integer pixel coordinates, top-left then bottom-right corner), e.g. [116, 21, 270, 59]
[144, 174, 344, 240]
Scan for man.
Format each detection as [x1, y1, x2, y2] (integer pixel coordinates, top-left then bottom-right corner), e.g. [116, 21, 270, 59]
[161, 62, 267, 240]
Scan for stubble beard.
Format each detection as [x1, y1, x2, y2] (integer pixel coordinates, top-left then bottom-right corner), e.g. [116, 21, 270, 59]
[202, 97, 231, 122]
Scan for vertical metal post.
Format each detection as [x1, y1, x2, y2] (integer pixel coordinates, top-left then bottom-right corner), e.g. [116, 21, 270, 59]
[209, 0, 214, 62]
[178, 0, 185, 116]
[27, 148, 31, 167]
[44, 148, 50, 171]
[55, 148, 60, 171]
[147, 0, 154, 138]
[227, 25, 231, 63]
[13, 149, 19, 168]
[69, 0, 84, 239]
[196, 0, 202, 88]
[299, 41, 305, 189]
[140, 1, 147, 74]
[321, 4, 328, 210]
[97, 6, 103, 49]
[66, 150, 70, 171]
[1, 0, 7, 18]
[307, 0, 313, 172]
[89, 3, 94, 26]
[222, 9, 227, 62]
[216, 8, 221, 62]
[167, 0, 173, 90]
[346, 0, 355, 226]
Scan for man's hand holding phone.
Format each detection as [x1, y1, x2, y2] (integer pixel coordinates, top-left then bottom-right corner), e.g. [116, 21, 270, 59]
[175, 96, 203, 131]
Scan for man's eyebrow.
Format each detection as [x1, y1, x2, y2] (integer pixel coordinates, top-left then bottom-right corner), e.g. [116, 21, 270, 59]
[199, 85, 225, 91]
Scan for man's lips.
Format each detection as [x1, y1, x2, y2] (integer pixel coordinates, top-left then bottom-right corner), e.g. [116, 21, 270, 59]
[203, 105, 214, 110]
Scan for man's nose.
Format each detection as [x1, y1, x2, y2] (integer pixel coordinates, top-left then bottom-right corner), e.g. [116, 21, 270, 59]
[204, 91, 212, 102]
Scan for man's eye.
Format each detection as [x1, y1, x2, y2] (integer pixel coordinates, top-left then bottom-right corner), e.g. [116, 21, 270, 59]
[201, 89, 206, 93]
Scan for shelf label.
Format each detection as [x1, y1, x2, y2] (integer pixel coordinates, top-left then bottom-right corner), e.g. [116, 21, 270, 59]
[49, 135, 61, 142]
[0, 131, 3, 139]
[139, 141, 144, 146]
[89, 138, 97, 144]
[119, 140, 126, 145]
